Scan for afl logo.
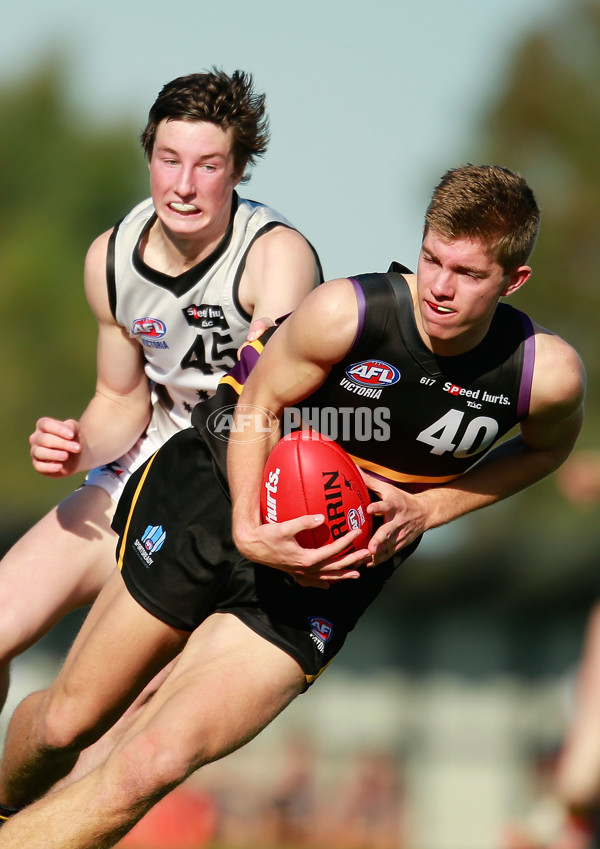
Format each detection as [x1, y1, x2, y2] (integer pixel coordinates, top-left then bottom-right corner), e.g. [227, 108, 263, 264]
[308, 616, 333, 643]
[131, 317, 167, 339]
[346, 360, 400, 387]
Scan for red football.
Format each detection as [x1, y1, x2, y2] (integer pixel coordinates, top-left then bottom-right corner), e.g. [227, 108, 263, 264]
[260, 430, 372, 556]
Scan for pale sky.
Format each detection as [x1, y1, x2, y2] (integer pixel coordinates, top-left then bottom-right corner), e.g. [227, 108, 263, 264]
[2, 0, 568, 279]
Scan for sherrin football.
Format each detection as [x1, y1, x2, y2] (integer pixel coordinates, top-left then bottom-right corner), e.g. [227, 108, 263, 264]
[260, 430, 372, 556]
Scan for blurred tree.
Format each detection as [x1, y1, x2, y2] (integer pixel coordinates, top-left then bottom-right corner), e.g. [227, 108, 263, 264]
[468, 0, 600, 598]
[0, 55, 145, 529]
[478, 0, 600, 432]
[386, 0, 600, 611]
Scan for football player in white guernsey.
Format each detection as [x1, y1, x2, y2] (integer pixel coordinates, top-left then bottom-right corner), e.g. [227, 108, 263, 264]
[0, 70, 321, 717]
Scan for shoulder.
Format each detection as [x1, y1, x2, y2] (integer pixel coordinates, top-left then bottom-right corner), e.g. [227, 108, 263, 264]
[530, 322, 586, 417]
[237, 197, 313, 260]
[236, 196, 292, 226]
[295, 276, 358, 312]
[83, 228, 116, 323]
[84, 197, 153, 274]
[84, 228, 113, 280]
[121, 197, 155, 226]
[241, 222, 321, 313]
[246, 221, 316, 265]
[284, 278, 359, 355]
[252, 278, 359, 382]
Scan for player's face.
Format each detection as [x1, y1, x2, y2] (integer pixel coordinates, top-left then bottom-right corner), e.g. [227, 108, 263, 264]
[414, 229, 529, 356]
[149, 119, 240, 247]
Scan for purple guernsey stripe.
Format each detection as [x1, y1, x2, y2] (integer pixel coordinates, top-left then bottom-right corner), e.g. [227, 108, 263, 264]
[517, 311, 535, 419]
[227, 314, 288, 390]
[229, 342, 261, 387]
[348, 277, 367, 350]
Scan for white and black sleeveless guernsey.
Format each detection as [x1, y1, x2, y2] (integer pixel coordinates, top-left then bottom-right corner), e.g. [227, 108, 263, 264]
[194, 264, 536, 491]
[107, 192, 322, 444]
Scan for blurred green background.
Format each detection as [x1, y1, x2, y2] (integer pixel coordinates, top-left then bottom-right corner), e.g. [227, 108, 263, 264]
[1, 1, 600, 847]
[2, 1, 598, 604]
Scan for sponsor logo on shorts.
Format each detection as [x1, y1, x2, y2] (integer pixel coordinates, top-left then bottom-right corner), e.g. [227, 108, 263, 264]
[205, 404, 279, 443]
[308, 616, 333, 654]
[132, 525, 166, 567]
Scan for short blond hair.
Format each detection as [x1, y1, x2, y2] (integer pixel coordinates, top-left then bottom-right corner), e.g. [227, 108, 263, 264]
[424, 164, 540, 272]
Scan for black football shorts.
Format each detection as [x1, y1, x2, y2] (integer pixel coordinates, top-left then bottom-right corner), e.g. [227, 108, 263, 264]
[112, 427, 419, 685]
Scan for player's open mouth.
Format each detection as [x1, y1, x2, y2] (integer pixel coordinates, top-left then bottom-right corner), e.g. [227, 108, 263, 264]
[169, 202, 199, 215]
[427, 301, 454, 314]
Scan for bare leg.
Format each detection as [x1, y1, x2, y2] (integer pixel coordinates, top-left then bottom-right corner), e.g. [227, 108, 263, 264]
[501, 606, 600, 849]
[0, 570, 187, 809]
[0, 486, 118, 714]
[52, 660, 177, 789]
[555, 603, 600, 809]
[0, 614, 305, 849]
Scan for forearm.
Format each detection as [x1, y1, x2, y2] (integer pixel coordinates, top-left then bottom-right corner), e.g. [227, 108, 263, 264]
[228, 412, 279, 552]
[417, 435, 571, 532]
[74, 389, 151, 472]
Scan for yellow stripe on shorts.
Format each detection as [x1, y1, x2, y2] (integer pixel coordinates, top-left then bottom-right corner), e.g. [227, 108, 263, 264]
[116, 450, 160, 571]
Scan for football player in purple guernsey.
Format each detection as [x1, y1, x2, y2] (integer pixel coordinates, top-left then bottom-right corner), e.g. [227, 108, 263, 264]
[0, 166, 584, 849]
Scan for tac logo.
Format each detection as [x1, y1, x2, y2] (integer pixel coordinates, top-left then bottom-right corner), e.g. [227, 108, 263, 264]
[131, 317, 167, 339]
[141, 525, 166, 554]
[346, 360, 400, 388]
[205, 404, 279, 443]
[308, 616, 333, 643]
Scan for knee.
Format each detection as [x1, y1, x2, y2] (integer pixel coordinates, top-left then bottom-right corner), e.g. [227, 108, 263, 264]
[33, 689, 102, 753]
[110, 731, 199, 804]
[73, 734, 196, 836]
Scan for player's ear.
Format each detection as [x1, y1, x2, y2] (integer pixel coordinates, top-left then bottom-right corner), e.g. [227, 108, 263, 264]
[501, 265, 531, 298]
[233, 156, 248, 186]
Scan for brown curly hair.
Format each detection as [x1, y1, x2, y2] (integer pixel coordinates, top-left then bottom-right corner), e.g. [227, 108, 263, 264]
[141, 68, 270, 183]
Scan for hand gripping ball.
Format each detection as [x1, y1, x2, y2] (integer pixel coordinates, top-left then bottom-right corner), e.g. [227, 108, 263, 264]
[260, 430, 372, 555]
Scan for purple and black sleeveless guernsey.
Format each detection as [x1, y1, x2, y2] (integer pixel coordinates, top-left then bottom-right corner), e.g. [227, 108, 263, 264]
[192, 267, 535, 493]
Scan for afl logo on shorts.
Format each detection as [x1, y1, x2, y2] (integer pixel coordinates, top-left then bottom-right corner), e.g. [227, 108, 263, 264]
[308, 616, 333, 643]
[131, 317, 167, 339]
[346, 360, 400, 388]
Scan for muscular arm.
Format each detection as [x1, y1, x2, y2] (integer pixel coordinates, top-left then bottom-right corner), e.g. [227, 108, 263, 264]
[30, 230, 151, 477]
[228, 279, 370, 586]
[366, 326, 586, 559]
[422, 327, 585, 519]
[238, 225, 321, 324]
